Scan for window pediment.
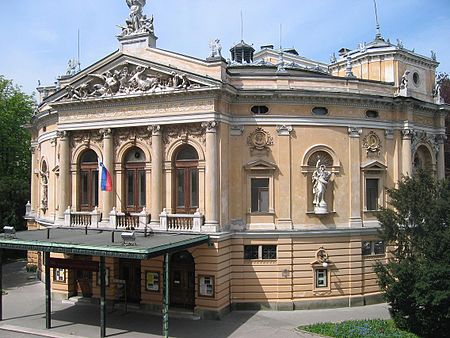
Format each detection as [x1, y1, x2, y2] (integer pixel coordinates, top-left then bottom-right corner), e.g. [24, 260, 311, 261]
[361, 160, 387, 171]
[244, 160, 277, 171]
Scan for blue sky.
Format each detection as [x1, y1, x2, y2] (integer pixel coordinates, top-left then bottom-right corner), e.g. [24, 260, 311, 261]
[1, 0, 449, 97]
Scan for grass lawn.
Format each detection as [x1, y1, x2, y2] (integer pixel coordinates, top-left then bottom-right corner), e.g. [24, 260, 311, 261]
[299, 319, 418, 338]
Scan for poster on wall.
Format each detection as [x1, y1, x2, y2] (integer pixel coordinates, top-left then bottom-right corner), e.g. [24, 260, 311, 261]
[146, 271, 160, 292]
[199, 275, 214, 297]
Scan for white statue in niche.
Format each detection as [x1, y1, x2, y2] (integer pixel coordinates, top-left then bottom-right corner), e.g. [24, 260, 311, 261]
[312, 159, 332, 214]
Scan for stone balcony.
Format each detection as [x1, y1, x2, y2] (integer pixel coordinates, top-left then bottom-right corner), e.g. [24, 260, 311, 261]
[58, 206, 210, 233]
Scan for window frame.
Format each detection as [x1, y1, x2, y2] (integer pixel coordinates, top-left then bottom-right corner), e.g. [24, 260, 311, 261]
[361, 161, 386, 214]
[244, 244, 277, 260]
[362, 240, 386, 256]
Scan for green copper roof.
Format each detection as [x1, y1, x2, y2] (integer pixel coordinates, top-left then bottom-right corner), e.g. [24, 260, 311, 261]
[0, 229, 209, 259]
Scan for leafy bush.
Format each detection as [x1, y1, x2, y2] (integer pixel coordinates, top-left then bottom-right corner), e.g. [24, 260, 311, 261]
[300, 319, 418, 338]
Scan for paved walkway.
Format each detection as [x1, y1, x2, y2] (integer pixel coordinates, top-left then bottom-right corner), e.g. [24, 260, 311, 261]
[0, 260, 391, 338]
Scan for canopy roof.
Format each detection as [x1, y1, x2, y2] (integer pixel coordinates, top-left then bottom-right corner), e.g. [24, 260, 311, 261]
[0, 229, 209, 260]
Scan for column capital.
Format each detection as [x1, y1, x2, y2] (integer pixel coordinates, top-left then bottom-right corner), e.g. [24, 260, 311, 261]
[148, 125, 162, 136]
[276, 124, 293, 136]
[56, 130, 69, 139]
[436, 133, 447, 145]
[99, 128, 113, 138]
[230, 125, 244, 136]
[401, 128, 414, 139]
[384, 129, 394, 140]
[201, 121, 218, 133]
[348, 127, 362, 138]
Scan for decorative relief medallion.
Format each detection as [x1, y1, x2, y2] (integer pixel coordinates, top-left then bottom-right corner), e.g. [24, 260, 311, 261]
[247, 127, 274, 152]
[162, 123, 205, 145]
[362, 131, 382, 157]
[316, 247, 329, 263]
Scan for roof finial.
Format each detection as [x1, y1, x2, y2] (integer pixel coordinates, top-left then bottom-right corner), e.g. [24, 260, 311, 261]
[373, 0, 382, 39]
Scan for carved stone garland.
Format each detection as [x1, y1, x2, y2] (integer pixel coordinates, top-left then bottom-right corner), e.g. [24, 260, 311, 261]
[162, 123, 206, 146]
[114, 126, 152, 150]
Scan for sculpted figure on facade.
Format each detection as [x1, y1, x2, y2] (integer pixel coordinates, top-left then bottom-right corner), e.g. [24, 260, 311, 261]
[400, 70, 410, 89]
[62, 63, 201, 101]
[209, 39, 222, 58]
[312, 160, 332, 214]
[119, 0, 154, 37]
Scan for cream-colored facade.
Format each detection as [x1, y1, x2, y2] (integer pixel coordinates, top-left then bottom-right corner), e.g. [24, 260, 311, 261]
[26, 8, 449, 318]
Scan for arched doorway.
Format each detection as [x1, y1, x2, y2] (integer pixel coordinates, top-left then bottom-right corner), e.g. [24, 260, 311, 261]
[170, 251, 195, 309]
[173, 145, 199, 214]
[124, 147, 146, 212]
[79, 150, 99, 211]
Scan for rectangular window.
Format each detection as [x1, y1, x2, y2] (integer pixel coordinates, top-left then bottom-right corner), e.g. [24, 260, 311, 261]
[198, 275, 215, 297]
[373, 240, 385, 255]
[251, 178, 269, 212]
[366, 178, 379, 211]
[244, 245, 259, 259]
[92, 170, 99, 207]
[244, 245, 277, 260]
[315, 269, 328, 288]
[53, 268, 65, 282]
[362, 240, 385, 255]
[262, 245, 277, 259]
[80, 171, 89, 205]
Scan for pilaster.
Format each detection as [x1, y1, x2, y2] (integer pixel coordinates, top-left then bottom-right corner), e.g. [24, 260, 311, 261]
[348, 127, 362, 228]
[276, 125, 293, 229]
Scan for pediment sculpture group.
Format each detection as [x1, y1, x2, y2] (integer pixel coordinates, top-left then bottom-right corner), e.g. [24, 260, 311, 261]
[65, 64, 200, 100]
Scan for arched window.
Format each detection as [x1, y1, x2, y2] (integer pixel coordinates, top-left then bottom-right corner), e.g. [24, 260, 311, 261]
[173, 145, 199, 214]
[124, 147, 146, 212]
[79, 150, 99, 211]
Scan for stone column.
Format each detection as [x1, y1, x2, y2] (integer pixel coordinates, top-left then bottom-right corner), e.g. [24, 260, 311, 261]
[57, 131, 70, 219]
[348, 127, 362, 228]
[100, 129, 114, 220]
[437, 134, 446, 180]
[276, 125, 293, 229]
[150, 125, 163, 225]
[401, 129, 413, 177]
[202, 121, 219, 230]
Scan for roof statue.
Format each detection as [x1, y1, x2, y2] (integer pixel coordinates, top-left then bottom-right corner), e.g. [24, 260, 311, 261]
[118, 0, 154, 37]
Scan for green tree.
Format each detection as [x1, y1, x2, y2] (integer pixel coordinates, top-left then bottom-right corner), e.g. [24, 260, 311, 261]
[374, 171, 450, 337]
[0, 76, 34, 230]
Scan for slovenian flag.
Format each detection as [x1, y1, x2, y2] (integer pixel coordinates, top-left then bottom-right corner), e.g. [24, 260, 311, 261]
[98, 160, 112, 192]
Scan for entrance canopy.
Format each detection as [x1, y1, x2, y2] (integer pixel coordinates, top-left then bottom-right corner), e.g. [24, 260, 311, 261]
[0, 228, 209, 259]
